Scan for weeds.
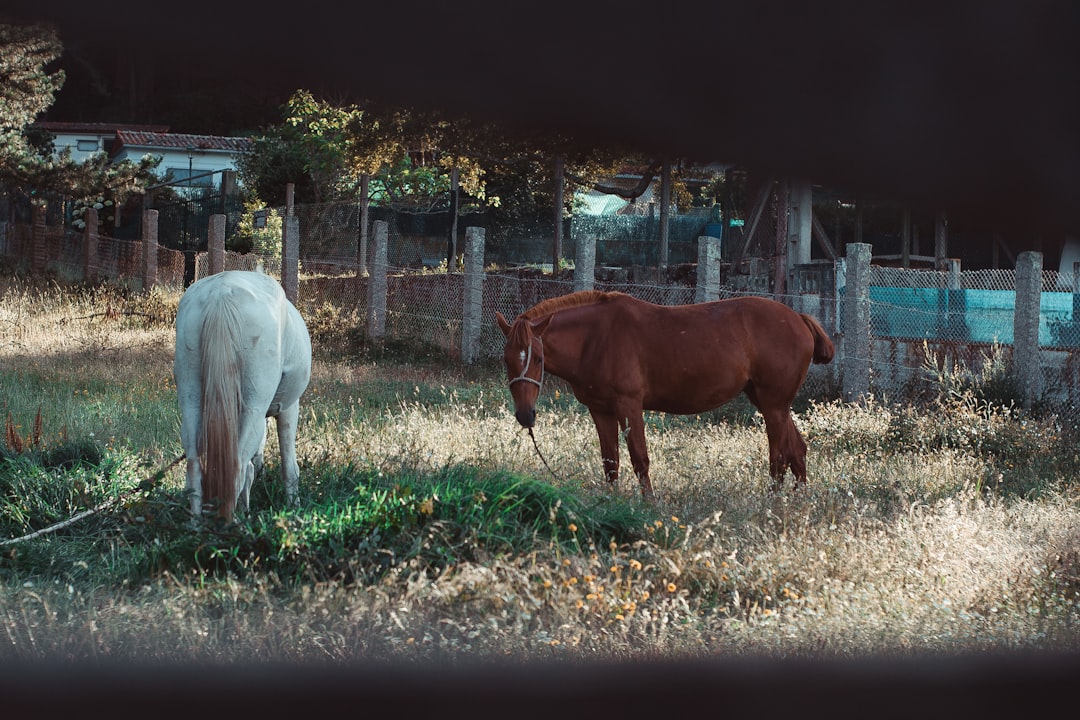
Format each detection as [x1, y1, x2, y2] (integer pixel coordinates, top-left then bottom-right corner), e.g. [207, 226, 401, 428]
[0, 275, 1078, 662]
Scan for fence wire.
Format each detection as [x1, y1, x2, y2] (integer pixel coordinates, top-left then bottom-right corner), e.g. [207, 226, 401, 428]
[7, 203, 1080, 413]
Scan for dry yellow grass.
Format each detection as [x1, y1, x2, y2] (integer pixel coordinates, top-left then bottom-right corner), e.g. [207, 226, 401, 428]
[1, 274, 1078, 663]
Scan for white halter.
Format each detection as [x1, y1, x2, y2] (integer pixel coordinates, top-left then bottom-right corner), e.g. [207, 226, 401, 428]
[509, 336, 544, 390]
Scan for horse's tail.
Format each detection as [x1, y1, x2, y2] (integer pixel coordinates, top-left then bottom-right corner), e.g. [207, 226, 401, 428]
[800, 313, 835, 365]
[198, 296, 243, 520]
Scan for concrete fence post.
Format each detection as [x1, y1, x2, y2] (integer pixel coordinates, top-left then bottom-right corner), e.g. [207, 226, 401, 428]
[141, 209, 158, 291]
[208, 214, 225, 275]
[282, 214, 299, 303]
[1072, 261, 1080, 410]
[694, 234, 722, 303]
[366, 220, 388, 338]
[83, 207, 99, 284]
[842, 242, 872, 402]
[462, 226, 485, 363]
[573, 234, 596, 293]
[1072, 261, 1080, 325]
[1013, 250, 1044, 409]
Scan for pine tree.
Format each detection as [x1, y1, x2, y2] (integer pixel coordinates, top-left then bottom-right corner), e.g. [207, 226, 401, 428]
[0, 22, 159, 212]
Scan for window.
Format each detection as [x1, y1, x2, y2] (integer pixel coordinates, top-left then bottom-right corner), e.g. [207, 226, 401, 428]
[165, 168, 214, 187]
[76, 139, 99, 152]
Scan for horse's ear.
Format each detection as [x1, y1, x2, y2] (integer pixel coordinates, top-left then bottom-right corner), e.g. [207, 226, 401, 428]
[532, 315, 553, 336]
[495, 311, 512, 336]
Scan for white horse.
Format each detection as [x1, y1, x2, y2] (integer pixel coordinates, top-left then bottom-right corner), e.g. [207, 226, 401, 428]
[174, 270, 312, 522]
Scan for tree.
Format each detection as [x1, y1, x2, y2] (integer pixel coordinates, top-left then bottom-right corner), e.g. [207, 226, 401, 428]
[236, 89, 707, 270]
[0, 22, 159, 218]
[0, 23, 64, 147]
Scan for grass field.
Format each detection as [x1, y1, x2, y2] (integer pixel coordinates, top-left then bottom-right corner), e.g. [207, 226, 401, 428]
[1, 270, 1078, 665]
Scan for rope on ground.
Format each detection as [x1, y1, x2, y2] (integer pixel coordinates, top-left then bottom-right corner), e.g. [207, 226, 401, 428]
[0, 453, 185, 547]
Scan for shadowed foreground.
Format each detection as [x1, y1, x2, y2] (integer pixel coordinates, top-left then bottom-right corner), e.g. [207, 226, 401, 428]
[1, 653, 1077, 718]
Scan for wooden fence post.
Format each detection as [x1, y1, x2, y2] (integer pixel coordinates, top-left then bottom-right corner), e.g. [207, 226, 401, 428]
[142, 209, 158, 291]
[462, 226, 485, 363]
[1013, 250, 1044, 409]
[366, 220, 388, 338]
[842, 242, 872, 402]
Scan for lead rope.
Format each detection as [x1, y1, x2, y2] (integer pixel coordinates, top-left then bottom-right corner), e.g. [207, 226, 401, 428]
[508, 337, 561, 482]
[527, 426, 561, 482]
[0, 453, 185, 547]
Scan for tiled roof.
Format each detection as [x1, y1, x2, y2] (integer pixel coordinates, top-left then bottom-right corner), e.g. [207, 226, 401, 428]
[113, 130, 253, 154]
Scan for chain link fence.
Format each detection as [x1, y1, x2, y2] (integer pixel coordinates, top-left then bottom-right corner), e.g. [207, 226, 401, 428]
[865, 264, 1079, 348]
[6, 199, 1080, 415]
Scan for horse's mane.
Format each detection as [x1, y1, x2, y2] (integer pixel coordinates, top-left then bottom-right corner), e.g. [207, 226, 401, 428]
[520, 290, 626, 320]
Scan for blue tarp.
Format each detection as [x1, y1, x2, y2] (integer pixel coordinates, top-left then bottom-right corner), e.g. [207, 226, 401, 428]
[849, 287, 1079, 347]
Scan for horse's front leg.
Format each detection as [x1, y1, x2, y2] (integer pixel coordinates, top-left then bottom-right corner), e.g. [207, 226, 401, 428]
[620, 411, 653, 501]
[588, 408, 621, 488]
[276, 401, 302, 508]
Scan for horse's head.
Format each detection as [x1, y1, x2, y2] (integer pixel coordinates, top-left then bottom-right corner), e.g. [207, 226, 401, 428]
[495, 311, 552, 428]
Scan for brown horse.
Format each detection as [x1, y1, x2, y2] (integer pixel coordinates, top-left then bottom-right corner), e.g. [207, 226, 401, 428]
[495, 290, 834, 499]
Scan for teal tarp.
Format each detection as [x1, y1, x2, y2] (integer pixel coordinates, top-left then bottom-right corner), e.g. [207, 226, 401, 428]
[851, 287, 1079, 347]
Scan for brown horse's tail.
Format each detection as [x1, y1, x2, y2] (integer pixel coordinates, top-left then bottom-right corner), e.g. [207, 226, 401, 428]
[198, 297, 243, 521]
[800, 314, 835, 364]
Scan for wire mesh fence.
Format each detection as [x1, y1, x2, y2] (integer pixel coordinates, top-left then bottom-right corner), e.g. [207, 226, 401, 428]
[864, 264, 1080, 348]
[6, 200, 1080, 415]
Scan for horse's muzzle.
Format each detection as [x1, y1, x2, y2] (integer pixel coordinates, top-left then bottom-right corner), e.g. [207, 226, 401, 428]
[515, 407, 536, 428]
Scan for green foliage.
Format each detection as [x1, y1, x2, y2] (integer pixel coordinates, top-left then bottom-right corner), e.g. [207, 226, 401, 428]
[235, 89, 675, 234]
[230, 199, 283, 256]
[0, 453, 654, 589]
[0, 23, 64, 142]
[0, 442, 139, 543]
[0, 22, 160, 212]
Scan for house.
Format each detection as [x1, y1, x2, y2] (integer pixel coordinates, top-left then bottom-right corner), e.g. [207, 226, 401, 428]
[110, 130, 253, 190]
[34, 121, 171, 163]
[33, 121, 253, 191]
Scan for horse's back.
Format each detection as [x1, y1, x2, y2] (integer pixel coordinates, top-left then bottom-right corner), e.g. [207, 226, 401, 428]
[175, 271, 311, 410]
[711, 295, 824, 366]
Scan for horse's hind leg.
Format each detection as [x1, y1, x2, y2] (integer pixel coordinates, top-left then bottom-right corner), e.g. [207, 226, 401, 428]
[177, 394, 204, 521]
[755, 406, 793, 491]
[235, 408, 270, 516]
[184, 457, 203, 521]
[276, 401, 302, 507]
[762, 410, 809, 491]
[620, 412, 654, 500]
[784, 414, 809, 486]
[252, 419, 268, 479]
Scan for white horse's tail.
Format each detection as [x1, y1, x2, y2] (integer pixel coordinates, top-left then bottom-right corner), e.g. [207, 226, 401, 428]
[198, 296, 243, 520]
